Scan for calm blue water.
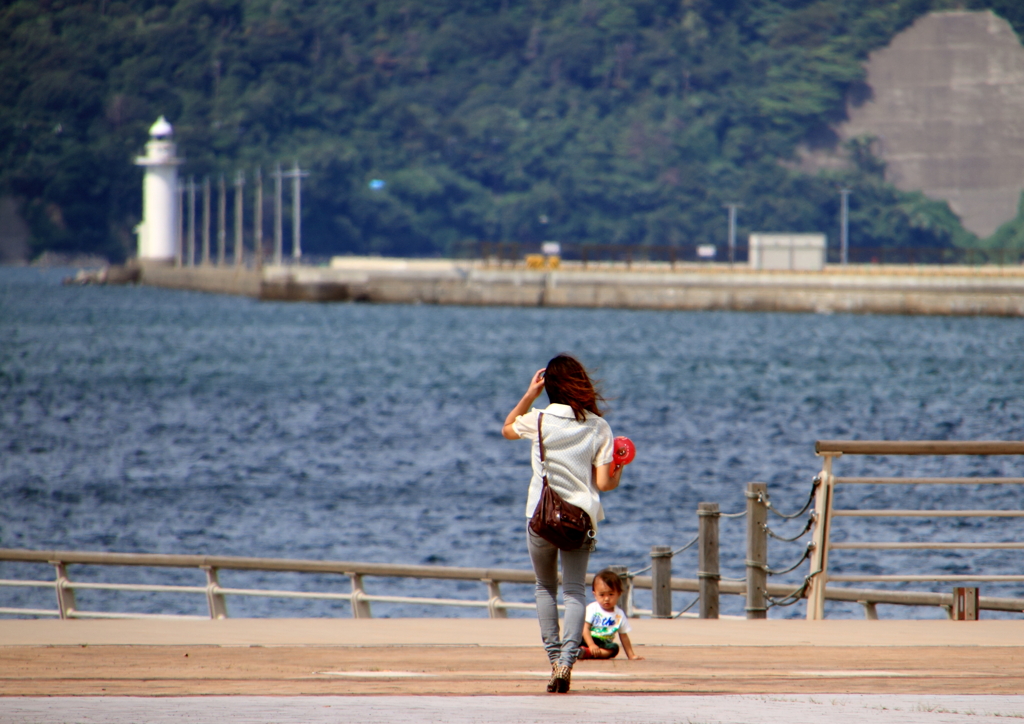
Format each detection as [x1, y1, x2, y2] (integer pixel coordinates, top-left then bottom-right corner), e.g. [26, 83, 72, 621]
[1, 266, 1022, 620]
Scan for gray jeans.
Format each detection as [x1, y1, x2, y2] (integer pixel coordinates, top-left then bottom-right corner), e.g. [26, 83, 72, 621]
[527, 525, 592, 667]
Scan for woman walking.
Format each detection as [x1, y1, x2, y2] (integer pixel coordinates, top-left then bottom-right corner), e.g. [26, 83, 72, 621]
[502, 354, 623, 693]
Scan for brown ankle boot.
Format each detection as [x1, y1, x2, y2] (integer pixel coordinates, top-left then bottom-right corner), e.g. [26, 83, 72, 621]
[546, 662, 558, 693]
[552, 664, 571, 693]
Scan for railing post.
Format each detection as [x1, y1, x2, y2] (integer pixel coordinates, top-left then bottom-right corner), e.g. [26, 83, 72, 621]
[650, 546, 673, 618]
[202, 566, 228, 619]
[608, 565, 633, 617]
[484, 579, 507, 619]
[858, 600, 879, 620]
[51, 562, 75, 620]
[348, 573, 372, 619]
[697, 502, 720, 619]
[806, 458, 838, 620]
[952, 587, 980, 620]
[745, 482, 768, 619]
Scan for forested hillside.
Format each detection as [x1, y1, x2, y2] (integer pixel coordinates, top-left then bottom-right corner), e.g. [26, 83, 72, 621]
[2, 0, 1023, 262]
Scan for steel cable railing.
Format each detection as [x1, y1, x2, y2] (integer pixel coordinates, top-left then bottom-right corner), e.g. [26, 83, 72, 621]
[744, 477, 821, 612]
[763, 517, 814, 543]
[766, 543, 813, 577]
[626, 533, 699, 577]
[761, 475, 820, 519]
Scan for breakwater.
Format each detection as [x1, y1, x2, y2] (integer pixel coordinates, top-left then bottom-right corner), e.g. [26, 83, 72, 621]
[135, 258, 1024, 316]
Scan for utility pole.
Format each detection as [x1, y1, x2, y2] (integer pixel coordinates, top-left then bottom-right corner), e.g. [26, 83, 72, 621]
[273, 163, 283, 266]
[176, 184, 184, 267]
[254, 167, 264, 270]
[187, 177, 196, 267]
[840, 188, 852, 266]
[217, 174, 226, 266]
[234, 171, 245, 267]
[723, 203, 742, 266]
[202, 176, 211, 265]
[283, 161, 310, 262]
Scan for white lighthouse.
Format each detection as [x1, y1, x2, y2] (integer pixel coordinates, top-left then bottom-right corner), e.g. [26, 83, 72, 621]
[134, 116, 182, 262]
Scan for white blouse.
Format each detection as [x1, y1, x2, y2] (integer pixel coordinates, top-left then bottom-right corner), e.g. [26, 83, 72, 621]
[513, 402, 614, 525]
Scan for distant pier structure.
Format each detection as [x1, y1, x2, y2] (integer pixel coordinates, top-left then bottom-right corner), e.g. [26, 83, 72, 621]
[134, 116, 182, 263]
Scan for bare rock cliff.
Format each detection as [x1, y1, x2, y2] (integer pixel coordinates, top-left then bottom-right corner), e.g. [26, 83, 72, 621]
[824, 11, 1024, 238]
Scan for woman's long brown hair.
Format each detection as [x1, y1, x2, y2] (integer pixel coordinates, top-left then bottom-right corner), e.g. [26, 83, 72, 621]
[543, 354, 604, 422]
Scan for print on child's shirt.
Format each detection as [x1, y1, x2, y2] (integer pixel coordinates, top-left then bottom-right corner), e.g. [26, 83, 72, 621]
[585, 602, 631, 641]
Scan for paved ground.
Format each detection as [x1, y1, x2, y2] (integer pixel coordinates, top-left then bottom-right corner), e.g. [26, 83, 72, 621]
[4, 641, 1024, 696]
[4, 695, 1024, 723]
[2, 619, 1022, 721]
[4, 617, 1023, 648]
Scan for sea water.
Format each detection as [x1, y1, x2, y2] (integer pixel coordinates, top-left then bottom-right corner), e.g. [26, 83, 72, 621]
[1, 267, 1022, 619]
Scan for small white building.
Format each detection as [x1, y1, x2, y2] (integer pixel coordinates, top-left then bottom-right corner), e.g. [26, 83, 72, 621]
[134, 116, 182, 262]
[749, 233, 826, 271]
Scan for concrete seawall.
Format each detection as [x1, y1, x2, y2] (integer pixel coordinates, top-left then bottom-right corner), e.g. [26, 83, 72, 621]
[137, 259, 1024, 317]
[140, 263, 262, 297]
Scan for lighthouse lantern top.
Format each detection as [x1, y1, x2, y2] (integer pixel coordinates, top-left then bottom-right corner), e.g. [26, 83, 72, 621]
[149, 115, 173, 138]
[136, 115, 182, 167]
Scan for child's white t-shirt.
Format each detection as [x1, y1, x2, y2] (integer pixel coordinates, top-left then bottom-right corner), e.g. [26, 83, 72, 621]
[585, 601, 631, 641]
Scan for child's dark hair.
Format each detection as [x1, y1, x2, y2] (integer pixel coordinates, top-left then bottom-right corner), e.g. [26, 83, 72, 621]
[592, 568, 623, 594]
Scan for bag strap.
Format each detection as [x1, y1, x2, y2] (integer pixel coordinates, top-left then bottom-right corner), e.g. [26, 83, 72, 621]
[538, 412, 550, 486]
[537, 412, 545, 463]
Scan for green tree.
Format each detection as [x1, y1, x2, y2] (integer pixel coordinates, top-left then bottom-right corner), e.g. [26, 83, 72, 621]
[982, 191, 1024, 263]
[0, 0, 1013, 262]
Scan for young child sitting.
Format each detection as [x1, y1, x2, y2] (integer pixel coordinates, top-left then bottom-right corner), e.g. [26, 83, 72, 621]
[578, 569, 644, 660]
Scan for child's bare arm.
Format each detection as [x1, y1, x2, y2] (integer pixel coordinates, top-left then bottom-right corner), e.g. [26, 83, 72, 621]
[619, 632, 643, 660]
[582, 622, 598, 653]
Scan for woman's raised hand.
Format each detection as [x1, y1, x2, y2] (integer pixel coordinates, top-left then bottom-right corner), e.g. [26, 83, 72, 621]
[502, 367, 548, 439]
[527, 368, 547, 398]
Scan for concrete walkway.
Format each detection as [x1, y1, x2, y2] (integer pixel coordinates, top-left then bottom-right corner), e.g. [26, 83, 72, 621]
[4, 617, 1023, 647]
[2, 619, 1022, 698]
[5, 695, 1024, 723]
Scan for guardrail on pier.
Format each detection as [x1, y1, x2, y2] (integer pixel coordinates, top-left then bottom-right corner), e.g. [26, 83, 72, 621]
[806, 440, 1024, 620]
[0, 548, 724, 621]
[0, 550, 540, 620]
[2, 541, 1022, 621]
[5, 442, 1024, 623]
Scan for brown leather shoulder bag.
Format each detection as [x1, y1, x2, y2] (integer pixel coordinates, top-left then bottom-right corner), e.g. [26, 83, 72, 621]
[528, 412, 594, 550]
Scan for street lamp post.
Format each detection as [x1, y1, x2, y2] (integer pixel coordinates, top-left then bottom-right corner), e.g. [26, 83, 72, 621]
[273, 164, 283, 266]
[723, 203, 742, 265]
[282, 161, 310, 262]
[234, 171, 245, 267]
[840, 188, 851, 266]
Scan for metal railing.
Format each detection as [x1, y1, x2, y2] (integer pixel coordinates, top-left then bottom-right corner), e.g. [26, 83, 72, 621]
[0, 546, 847, 622]
[5, 449, 1024, 622]
[0, 548, 723, 621]
[0, 549, 546, 620]
[805, 440, 1024, 620]
[0, 546, 748, 621]
[4, 542, 1022, 622]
